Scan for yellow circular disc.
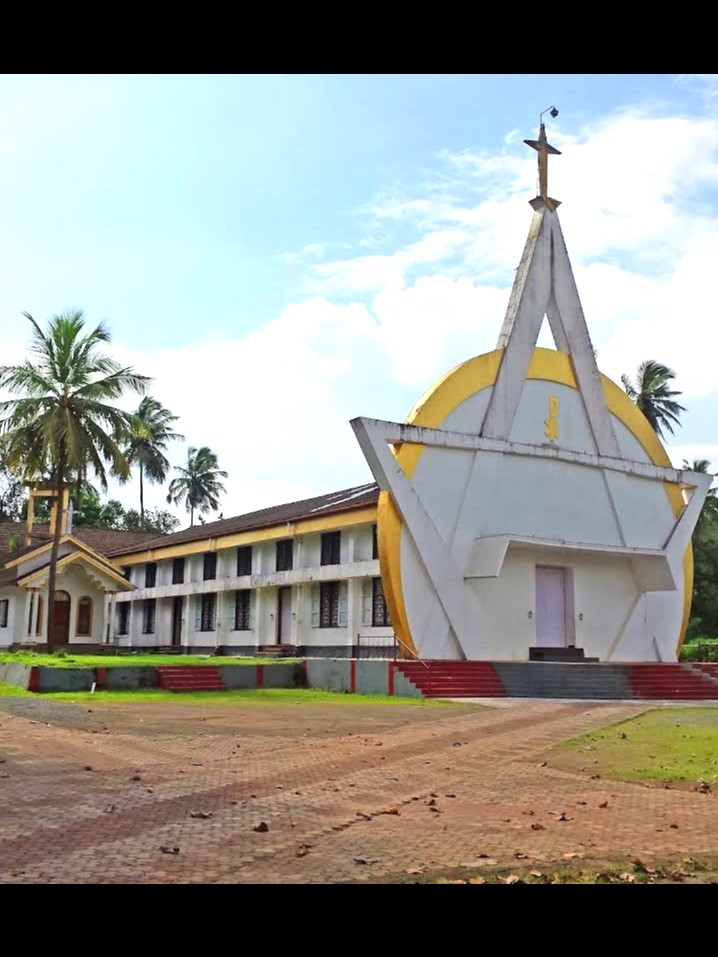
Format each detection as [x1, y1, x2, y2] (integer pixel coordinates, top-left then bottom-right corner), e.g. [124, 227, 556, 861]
[377, 347, 692, 659]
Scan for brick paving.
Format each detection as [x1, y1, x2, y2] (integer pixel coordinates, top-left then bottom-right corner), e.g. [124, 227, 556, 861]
[0, 696, 716, 883]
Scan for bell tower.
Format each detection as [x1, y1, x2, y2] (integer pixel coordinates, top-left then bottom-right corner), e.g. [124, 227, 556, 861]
[25, 482, 72, 546]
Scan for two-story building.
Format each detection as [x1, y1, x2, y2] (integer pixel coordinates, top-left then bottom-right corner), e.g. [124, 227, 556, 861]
[0, 483, 394, 657]
[107, 483, 393, 656]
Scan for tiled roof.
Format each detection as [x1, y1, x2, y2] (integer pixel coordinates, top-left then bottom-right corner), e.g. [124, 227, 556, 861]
[0, 522, 159, 565]
[108, 483, 380, 557]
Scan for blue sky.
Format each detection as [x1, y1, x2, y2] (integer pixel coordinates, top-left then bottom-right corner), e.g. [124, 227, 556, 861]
[1, 74, 717, 519]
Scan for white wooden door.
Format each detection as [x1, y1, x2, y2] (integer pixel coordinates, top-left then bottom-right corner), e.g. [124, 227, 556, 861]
[278, 587, 292, 644]
[535, 567, 567, 647]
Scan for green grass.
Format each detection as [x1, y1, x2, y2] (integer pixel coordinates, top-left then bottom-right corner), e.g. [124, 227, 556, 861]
[553, 707, 718, 785]
[0, 652, 300, 669]
[403, 857, 718, 884]
[0, 684, 462, 707]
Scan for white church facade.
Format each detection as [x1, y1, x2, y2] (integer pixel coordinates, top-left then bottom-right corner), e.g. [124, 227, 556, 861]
[0, 120, 711, 663]
[354, 120, 712, 664]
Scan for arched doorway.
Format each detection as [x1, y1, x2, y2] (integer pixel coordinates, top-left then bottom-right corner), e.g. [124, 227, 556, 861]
[52, 591, 71, 646]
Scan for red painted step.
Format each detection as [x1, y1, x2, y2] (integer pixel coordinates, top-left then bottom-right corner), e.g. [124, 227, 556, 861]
[397, 662, 506, 698]
[626, 664, 718, 700]
[158, 666, 226, 693]
[693, 664, 718, 683]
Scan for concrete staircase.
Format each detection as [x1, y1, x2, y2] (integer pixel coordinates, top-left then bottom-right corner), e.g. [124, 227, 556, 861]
[626, 664, 718, 700]
[495, 662, 629, 699]
[396, 662, 506, 698]
[394, 661, 718, 701]
[157, 666, 226, 693]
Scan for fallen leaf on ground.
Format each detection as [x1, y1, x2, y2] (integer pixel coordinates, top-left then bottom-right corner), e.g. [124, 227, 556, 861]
[514, 852, 529, 860]
[130, 774, 141, 782]
[160, 846, 180, 855]
[190, 810, 213, 820]
[556, 813, 573, 822]
[104, 804, 116, 813]
[253, 822, 269, 833]
[406, 868, 424, 875]
[378, 807, 400, 816]
[531, 824, 545, 831]
[620, 872, 635, 883]
[563, 853, 581, 860]
[599, 801, 609, 809]
[469, 877, 486, 884]
[502, 875, 521, 885]
[538, 762, 548, 768]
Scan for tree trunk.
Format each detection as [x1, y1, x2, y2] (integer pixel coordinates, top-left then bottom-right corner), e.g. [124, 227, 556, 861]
[190, 502, 194, 527]
[139, 462, 145, 527]
[47, 467, 65, 653]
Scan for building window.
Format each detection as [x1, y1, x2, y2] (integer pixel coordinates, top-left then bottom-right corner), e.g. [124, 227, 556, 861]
[203, 552, 217, 581]
[234, 591, 251, 631]
[372, 578, 391, 628]
[172, 557, 185, 584]
[320, 582, 340, 628]
[320, 531, 341, 567]
[142, 599, 156, 635]
[145, 563, 157, 588]
[372, 525, 379, 560]
[237, 546, 252, 577]
[35, 596, 44, 637]
[276, 539, 293, 572]
[76, 596, 93, 636]
[200, 593, 216, 632]
[0, 599, 8, 628]
[118, 603, 130, 636]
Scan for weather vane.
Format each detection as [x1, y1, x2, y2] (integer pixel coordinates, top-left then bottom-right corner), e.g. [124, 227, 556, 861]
[524, 106, 561, 211]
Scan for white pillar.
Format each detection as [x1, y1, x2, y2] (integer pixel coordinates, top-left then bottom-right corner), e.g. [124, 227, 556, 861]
[26, 590, 35, 641]
[347, 578, 359, 654]
[215, 591, 223, 653]
[32, 589, 41, 639]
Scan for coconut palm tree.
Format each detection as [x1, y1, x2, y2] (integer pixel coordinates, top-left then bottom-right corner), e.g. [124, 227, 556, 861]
[166, 446, 227, 526]
[124, 396, 184, 527]
[0, 311, 148, 650]
[621, 360, 686, 439]
[682, 459, 717, 519]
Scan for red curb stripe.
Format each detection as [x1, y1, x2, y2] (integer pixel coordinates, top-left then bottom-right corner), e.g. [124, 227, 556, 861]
[388, 662, 395, 696]
[256, 664, 264, 689]
[96, 668, 107, 689]
[350, 659, 357, 695]
[28, 667, 40, 693]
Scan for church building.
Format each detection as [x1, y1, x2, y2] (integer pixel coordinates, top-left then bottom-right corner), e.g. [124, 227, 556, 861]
[0, 120, 710, 663]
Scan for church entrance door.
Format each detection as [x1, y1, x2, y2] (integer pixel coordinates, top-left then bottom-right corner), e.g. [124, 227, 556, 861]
[535, 567, 568, 647]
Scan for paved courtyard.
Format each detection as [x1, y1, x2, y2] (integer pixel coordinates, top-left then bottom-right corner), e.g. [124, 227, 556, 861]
[0, 695, 717, 883]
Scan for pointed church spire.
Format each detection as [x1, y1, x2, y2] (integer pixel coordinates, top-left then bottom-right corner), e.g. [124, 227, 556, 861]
[524, 107, 562, 211]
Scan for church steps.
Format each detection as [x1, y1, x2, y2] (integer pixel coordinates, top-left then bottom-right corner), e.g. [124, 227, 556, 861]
[157, 666, 226, 692]
[396, 661, 718, 700]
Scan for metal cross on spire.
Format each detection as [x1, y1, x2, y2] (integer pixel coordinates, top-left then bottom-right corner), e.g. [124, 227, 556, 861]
[524, 106, 562, 211]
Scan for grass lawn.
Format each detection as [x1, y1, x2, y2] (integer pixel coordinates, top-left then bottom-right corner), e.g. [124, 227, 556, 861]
[0, 684, 461, 708]
[392, 857, 718, 884]
[0, 652, 299, 668]
[552, 707, 718, 786]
